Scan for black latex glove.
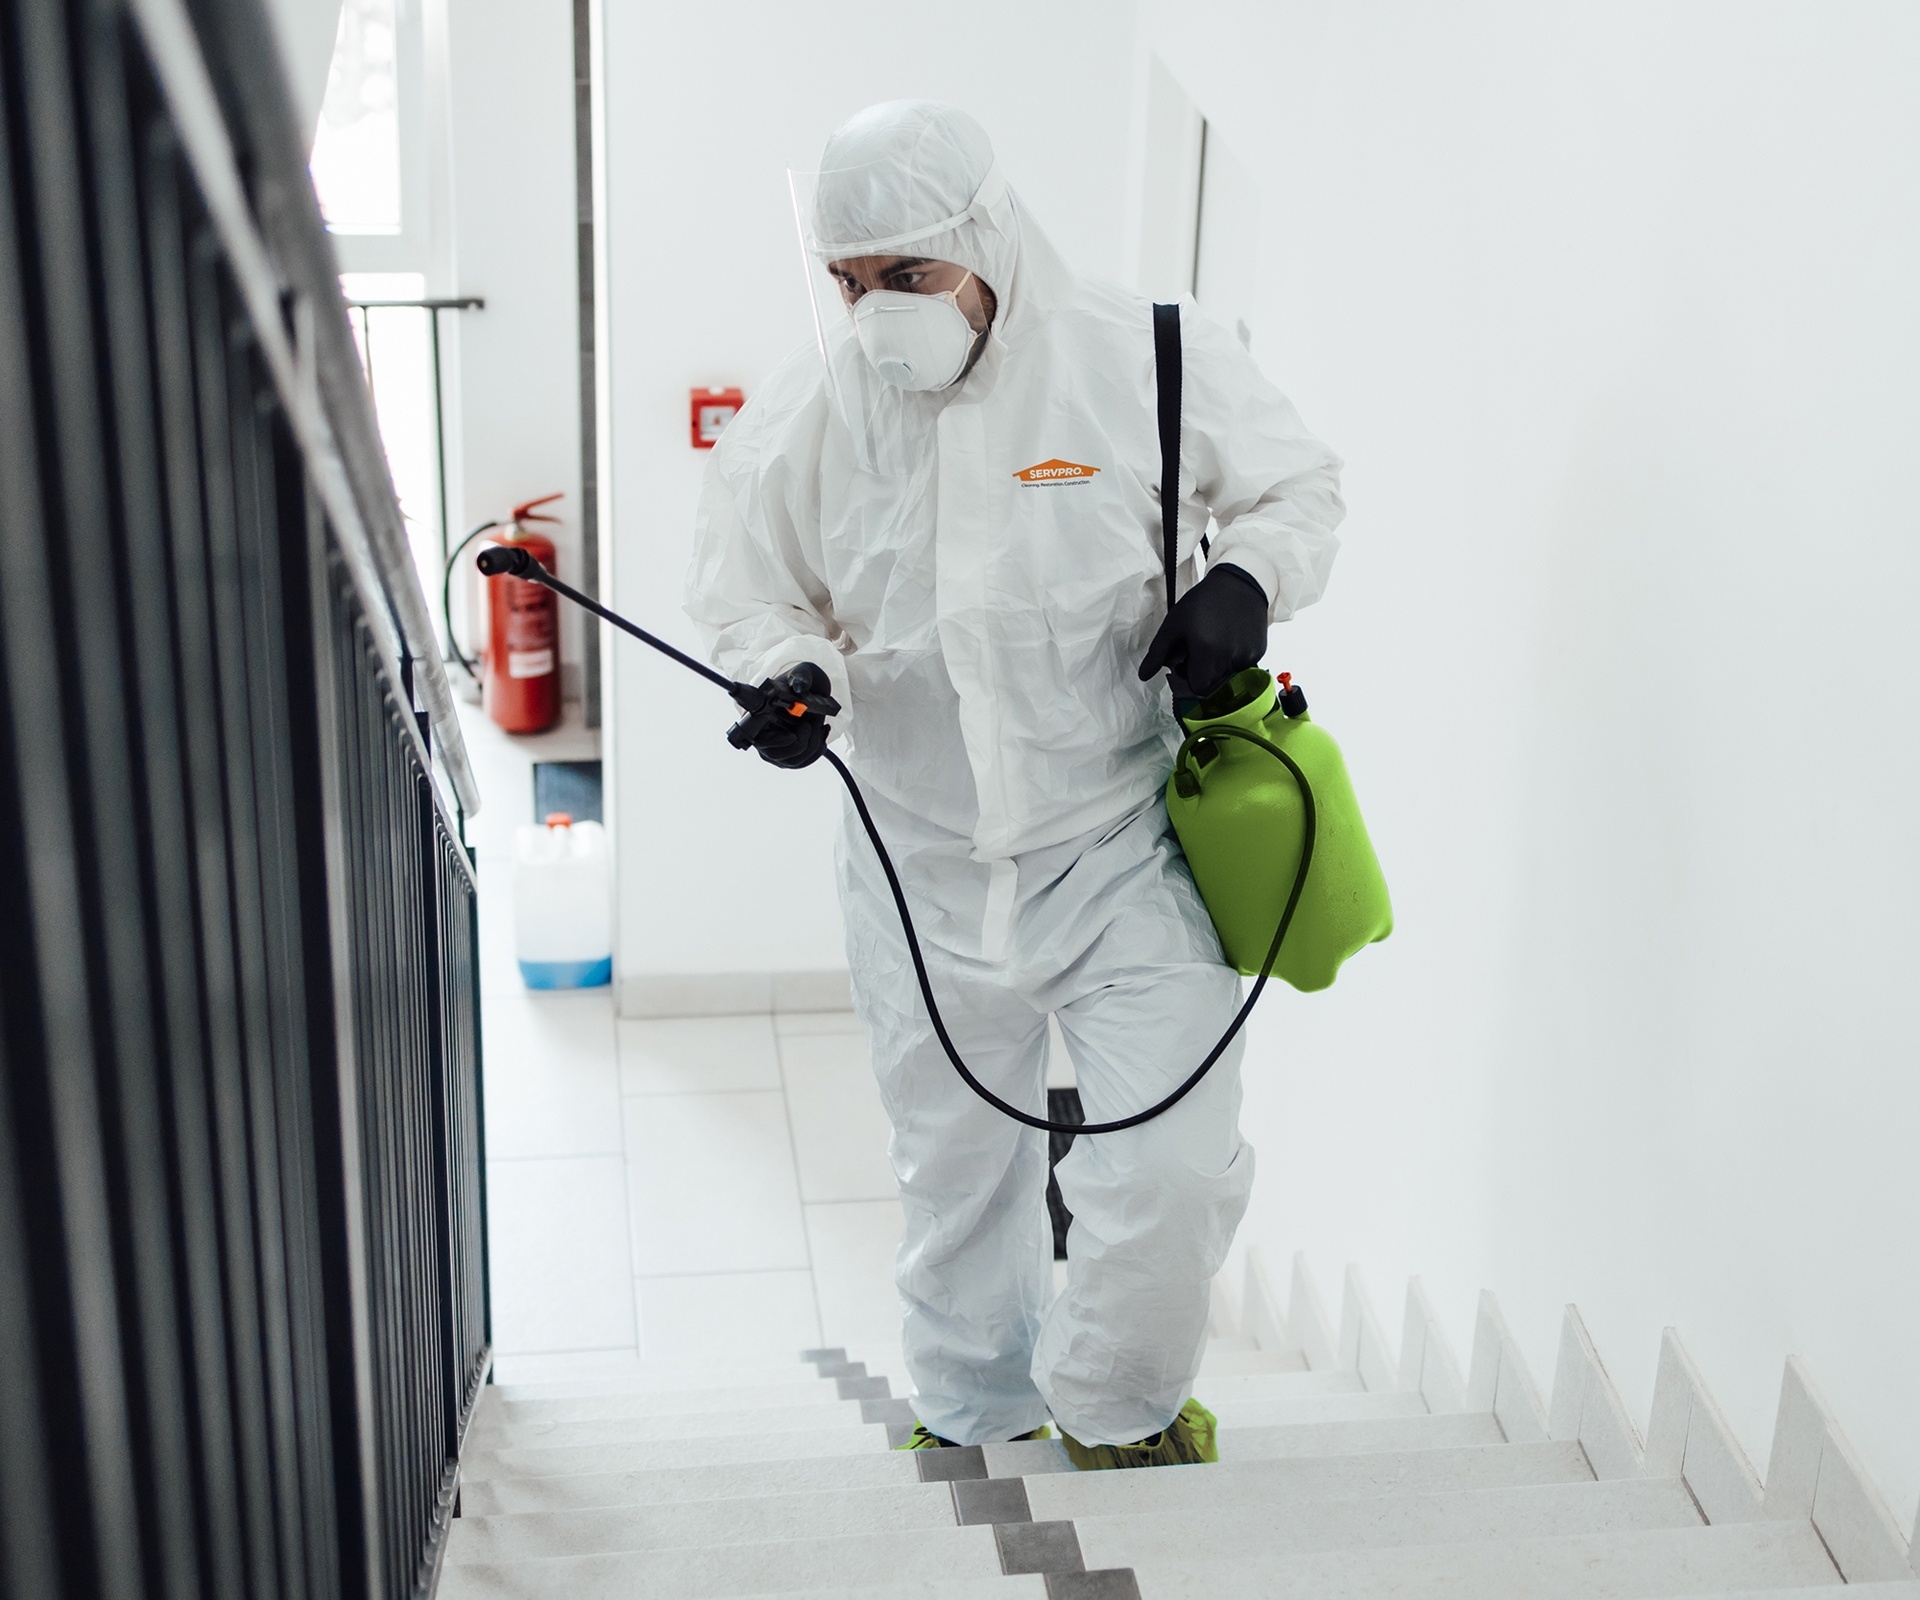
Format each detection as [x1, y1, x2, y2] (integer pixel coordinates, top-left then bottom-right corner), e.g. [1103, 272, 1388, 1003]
[1137, 562, 1270, 698]
[746, 662, 835, 769]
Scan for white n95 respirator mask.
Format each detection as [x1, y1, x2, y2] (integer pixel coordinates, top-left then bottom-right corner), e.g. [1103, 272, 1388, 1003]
[850, 276, 977, 391]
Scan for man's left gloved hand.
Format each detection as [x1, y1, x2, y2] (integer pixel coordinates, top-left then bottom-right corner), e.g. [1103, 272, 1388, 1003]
[1137, 562, 1270, 698]
[740, 662, 836, 769]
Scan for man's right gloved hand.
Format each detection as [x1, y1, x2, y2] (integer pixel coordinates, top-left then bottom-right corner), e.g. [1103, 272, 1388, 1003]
[738, 662, 837, 769]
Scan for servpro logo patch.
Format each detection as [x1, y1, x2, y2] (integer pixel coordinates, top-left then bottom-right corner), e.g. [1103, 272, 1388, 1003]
[1013, 458, 1100, 486]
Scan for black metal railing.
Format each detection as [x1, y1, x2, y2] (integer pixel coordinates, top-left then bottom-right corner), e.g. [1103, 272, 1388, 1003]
[0, 0, 489, 1595]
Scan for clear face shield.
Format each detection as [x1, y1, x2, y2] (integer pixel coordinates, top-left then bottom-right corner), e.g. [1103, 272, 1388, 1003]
[788, 163, 1002, 475]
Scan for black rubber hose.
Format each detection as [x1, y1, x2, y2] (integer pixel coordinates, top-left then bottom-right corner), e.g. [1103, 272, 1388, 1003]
[823, 732, 1312, 1135]
[487, 555, 1314, 1136]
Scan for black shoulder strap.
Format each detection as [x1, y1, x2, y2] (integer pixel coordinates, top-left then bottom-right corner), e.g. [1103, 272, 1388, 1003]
[1152, 302, 1182, 614]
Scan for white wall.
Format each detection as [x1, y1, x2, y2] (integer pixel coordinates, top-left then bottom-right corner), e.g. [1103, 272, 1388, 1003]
[1140, 0, 1920, 1525]
[598, 0, 1139, 994]
[443, 0, 585, 685]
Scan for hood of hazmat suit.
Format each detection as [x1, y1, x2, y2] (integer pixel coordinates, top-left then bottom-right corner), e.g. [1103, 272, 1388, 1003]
[685, 102, 1346, 1449]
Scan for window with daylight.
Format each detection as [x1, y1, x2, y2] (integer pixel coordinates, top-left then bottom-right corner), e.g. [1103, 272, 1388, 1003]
[313, 0, 465, 656]
[310, 0, 402, 235]
[341, 273, 446, 621]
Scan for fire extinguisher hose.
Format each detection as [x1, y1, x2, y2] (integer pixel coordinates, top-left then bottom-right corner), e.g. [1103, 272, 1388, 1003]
[474, 546, 1313, 1136]
[443, 520, 501, 677]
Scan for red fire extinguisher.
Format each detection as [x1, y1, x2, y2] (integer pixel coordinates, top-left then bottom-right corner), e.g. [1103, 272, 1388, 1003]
[483, 493, 563, 734]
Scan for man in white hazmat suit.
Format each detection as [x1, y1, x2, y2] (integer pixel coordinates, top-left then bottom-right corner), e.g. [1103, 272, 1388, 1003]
[685, 101, 1343, 1467]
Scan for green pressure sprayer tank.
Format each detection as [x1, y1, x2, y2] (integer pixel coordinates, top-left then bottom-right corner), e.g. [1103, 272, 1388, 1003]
[1167, 667, 1393, 991]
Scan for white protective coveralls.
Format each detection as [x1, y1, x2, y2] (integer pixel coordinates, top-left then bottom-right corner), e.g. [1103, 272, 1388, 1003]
[685, 101, 1344, 1447]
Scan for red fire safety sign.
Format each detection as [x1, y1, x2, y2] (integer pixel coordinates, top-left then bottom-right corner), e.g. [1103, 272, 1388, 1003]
[690, 387, 744, 448]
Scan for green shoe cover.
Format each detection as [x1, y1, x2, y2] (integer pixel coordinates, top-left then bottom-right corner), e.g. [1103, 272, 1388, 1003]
[1060, 1399, 1218, 1470]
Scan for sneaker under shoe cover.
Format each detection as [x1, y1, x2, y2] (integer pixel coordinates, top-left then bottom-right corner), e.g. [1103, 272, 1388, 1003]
[896, 1421, 1054, 1450]
[1060, 1399, 1219, 1470]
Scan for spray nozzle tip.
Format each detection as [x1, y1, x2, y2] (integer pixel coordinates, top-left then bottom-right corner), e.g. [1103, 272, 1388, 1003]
[476, 545, 533, 577]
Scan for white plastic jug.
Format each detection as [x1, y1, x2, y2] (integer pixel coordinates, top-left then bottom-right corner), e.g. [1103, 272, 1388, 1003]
[513, 813, 611, 989]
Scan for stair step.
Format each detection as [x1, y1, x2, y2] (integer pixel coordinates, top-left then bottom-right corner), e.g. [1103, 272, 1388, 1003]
[1205, 1334, 1261, 1352]
[434, 1523, 1005, 1599]
[1208, 1389, 1428, 1428]
[469, 1400, 878, 1449]
[984, 1410, 1506, 1477]
[459, 1453, 922, 1516]
[1219, 1411, 1505, 1459]
[475, 1367, 1343, 1431]
[838, 1341, 1312, 1385]
[1023, 1440, 1593, 1517]
[468, 1385, 1410, 1457]
[461, 1425, 892, 1482]
[1195, 1369, 1364, 1401]
[1196, 1347, 1310, 1376]
[1671, 1587, 1918, 1598]
[1077, 1477, 1701, 1569]
[446, 1471, 1703, 1588]
[446, 1483, 958, 1565]
[488, 1379, 858, 1424]
[790, 1583, 1049, 1600]
[495, 1362, 852, 1402]
[1122, 1520, 1842, 1598]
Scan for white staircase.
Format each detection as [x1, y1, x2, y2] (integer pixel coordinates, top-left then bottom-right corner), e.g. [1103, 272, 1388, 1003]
[438, 1254, 1920, 1599]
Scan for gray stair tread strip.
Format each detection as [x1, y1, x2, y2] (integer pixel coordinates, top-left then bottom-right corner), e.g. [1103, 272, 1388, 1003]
[997, 1520, 1085, 1576]
[915, 1445, 991, 1483]
[1025, 1440, 1594, 1515]
[1120, 1521, 1842, 1599]
[431, 1523, 1004, 1599]
[460, 1425, 893, 1480]
[1047, 1575, 1145, 1600]
[469, 1399, 873, 1446]
[1077, 1477, 1703, 1568]
[984, 1412, 1505, 1477]
[446, 1483, 959, 1564]
[459, 1453, 922, 1514]
[952, 1477, 1032, 1526]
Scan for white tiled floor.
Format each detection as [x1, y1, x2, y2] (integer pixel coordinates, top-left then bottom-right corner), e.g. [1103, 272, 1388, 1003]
[618, 1014, 783, 1095]
[618, 1009, 905, 1363]
[780, 1031, 897, 1203]
[623, 1090, 811, 1276]
[458, 700, 904, 1381]
[632, 1270, 825, 1370]
[806, 1200, 908, 1346]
